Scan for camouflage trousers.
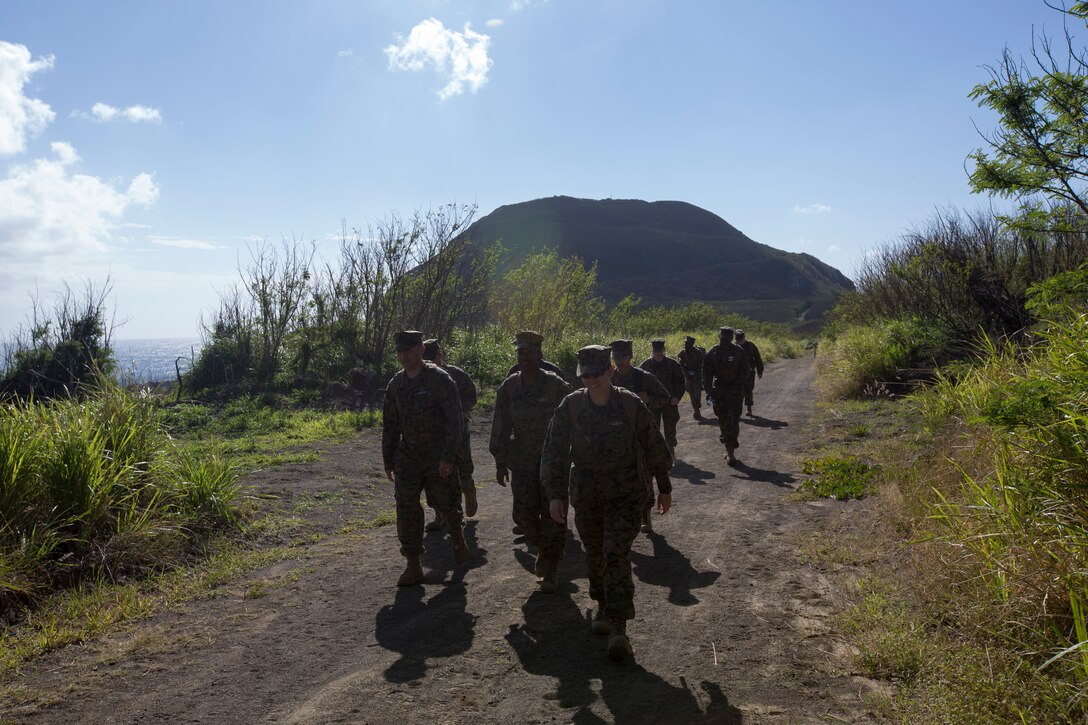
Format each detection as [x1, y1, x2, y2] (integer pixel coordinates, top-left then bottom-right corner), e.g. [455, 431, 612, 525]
[510, 466, 566, 560]
[456, 415, 475, 495]
[395, 460, 464, 557]
[743, 372, 757, 409]
[570, 469, 645, 622]
[652, 404, 680, 447]
[712, 387, 744, 450]
[684, 376, 702, 412]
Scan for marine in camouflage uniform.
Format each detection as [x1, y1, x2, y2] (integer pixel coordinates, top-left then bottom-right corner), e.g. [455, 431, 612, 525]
[490, 331, 573, 593]
[422, 339, 479, 526]
[735, 329, 764, 417]
[639, 338, 686, 450]
[677, 336, 706, 418]
[702, 326, 751, 466]
[542, 345, 673, 661]
[382, 330, 468, 587]
[610, 339, 672, 534]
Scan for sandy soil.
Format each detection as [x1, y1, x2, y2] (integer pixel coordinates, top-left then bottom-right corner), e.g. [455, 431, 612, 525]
[3, 354, 882, 724]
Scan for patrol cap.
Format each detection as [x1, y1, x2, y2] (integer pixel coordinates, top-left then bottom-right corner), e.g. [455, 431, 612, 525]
[422, 338, 441, 360]
[609, 339, 633, 358]
[514, 330, 544, 350]
[394, 330, 424, 350]
[684, 335, 696, 345]
[719, 326, 735, 341]
[735, 329, 746, 340]
[577, 345, 612, 378]
[651, 338, 666, 351]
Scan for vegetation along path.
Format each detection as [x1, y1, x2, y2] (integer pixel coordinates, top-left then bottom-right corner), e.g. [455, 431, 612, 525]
[5, 355, 883, 724]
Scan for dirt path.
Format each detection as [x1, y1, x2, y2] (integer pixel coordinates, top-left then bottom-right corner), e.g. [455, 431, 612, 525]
[4, 355, 880, 724]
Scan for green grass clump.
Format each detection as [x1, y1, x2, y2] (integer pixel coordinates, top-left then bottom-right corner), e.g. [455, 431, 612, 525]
[815, 317, 946, 400]
[0, 381, 244, 610]
[798, 456, 880, 500]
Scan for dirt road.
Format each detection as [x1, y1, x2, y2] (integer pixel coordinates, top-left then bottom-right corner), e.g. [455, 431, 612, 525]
[4, 354, 879, 724]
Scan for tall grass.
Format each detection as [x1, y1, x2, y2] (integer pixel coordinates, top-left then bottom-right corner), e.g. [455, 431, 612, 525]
[816, 318, 947, 399]
[912, 307, 1088, 710]
[0, 380, 243, 608]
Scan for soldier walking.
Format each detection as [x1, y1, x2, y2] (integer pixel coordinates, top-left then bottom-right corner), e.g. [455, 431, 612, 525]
[490, 331, 573, 593]
[639, 338, 685, 452]
[735, 330, 764, 417]
[677, 336, 706, 419]
[542, 345, 673, 661]
[609, 339, 672, 534]
[421, 339, 479, 533]
[382, 330, 468, 587]
[702, 326, 751, 466]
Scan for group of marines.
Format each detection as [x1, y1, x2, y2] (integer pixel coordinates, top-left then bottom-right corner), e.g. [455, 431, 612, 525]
[381, 326, 764, 661]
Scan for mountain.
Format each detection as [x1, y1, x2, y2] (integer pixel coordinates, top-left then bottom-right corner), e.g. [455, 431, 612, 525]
[461, 196, 854, 331]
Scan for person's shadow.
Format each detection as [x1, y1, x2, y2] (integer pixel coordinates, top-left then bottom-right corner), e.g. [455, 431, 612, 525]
[670, 458, 716, 486]
[732, 461, 796, 488]
[740, 415, 788, 430]
[374, 570, 476, 683]
[629, 532, 720, 605]
[505, 587, 742, 724]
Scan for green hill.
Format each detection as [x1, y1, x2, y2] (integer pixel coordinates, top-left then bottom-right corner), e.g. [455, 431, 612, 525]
[463, 196, 854, 331]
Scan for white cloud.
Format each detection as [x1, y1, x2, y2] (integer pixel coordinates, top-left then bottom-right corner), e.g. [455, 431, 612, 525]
[338, 49, 354, 57]
[792, 203, 832, 215]
[0, 141, 159, 267]
[486, 18, 504, 27]
[796, 238, 812, 246]
[385, 18, 493, 100]
[0, 41, 56, 157]
[149, 236, 222, 250]
[827, 245, 840, 252]
[511, 0, 549, 9]
[88, 102, 162, 123]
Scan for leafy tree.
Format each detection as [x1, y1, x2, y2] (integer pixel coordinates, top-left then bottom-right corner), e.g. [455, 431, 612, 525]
[490, 249, 604, 338]
[968, 2, 1088, 228]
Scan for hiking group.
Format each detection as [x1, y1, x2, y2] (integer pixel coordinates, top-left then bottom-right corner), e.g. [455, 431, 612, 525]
[381, 325, 764, 661]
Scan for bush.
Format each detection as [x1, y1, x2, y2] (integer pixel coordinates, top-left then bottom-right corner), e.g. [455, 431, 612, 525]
[816, 318, 947, 399]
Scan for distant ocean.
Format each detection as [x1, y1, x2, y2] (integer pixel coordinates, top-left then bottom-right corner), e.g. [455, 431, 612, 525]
[112, 338, 204, 383]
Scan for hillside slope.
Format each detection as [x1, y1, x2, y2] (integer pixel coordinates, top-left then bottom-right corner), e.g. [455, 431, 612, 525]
[462, 196, 854, 329]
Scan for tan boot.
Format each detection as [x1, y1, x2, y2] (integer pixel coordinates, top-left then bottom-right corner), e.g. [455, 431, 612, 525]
[539, 557, 559, 594]
[463, 484, 478, 518]
[590, 608, 611, 635]
[450, 526, 468, 566]
[607, 620, 633, 660]
[397, 556, 424, 587]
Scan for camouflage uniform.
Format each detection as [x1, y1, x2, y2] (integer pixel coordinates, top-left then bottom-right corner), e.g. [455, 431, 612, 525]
[541, 385, 673, 623]
[702, 327, 751, 456]
[443, 363, 477, 494]
[507, 359, 568, 381]
[639, 344, 685, 448]
[382, 362, 465, 557]
[677, 338, 706, 417]
[736, 332, 764, 413]
[490, 369, 572, 561]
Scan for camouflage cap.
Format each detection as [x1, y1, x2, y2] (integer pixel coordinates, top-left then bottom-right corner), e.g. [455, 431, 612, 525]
[394, 330, 424, 350]
[684, 335, 696, 345]
[514, 330, 544, 350]
[422, 338, 441, 360]
[577, 345, 612, 378]
[609, 339, 633, 358]
[735, 329, 746, 340]
[719, 326, 735, 341]
[651, 338, 666, 351]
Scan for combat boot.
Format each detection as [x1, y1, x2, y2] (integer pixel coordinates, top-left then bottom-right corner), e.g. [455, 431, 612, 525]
[512, 524, 524, 536]
[746, 405, 753, 416]
[463, 483, 478, 518]
[450, 526, 469, 566]
[424, 512, 445, 532]
[640, 508, 653, 534]
[725, 448, 737, 466]
[590, 608, 611, 635]
[693, 408, 701, 419]
[397, 556, 424, 587]
[607, 620, 633, 660]
[534, 552, 547, 577]
[538, 557, 559, 594]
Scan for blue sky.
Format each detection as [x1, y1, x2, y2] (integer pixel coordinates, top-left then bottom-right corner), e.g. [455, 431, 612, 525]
[0, 1, 1067, 339]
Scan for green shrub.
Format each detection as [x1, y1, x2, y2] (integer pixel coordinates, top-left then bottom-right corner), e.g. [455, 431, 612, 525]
[799, 456, 881, 500]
